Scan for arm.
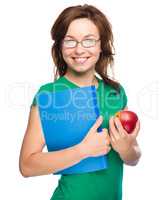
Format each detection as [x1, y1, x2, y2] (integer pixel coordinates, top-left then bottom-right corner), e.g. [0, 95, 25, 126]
[109, 116, 142, 166]
[19, 106, 86, 177]
[118, 106, 141, 165]
[119, 140, 142, 166]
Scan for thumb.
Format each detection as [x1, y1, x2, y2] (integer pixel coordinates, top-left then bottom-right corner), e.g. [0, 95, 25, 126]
[89, 115, 103, 133]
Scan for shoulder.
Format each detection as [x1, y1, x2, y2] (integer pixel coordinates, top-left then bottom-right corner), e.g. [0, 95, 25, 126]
[31, 78, 62, 107]
[37, 77, 66, 93]
[99, 77, 126, 95]
[119, 83, 127, 96]
[100, 78, 128, 109]
[30, 82, 54, 107]
[38, 82, 55, 93]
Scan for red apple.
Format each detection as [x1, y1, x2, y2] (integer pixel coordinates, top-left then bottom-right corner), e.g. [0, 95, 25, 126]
[115, 110, 138, 134]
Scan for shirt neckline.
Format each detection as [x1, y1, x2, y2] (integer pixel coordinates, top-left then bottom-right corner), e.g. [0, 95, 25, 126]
[61, 75, 101, 91]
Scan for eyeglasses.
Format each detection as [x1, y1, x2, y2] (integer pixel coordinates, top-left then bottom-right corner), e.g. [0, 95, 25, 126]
[62, 38, 100, 48]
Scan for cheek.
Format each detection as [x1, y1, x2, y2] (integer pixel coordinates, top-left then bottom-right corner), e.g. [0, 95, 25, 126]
[62, 49, 68, 57]
[90, 49, 101, 59]
[90, 44, 101, 56]
[62, 49, 72, 61]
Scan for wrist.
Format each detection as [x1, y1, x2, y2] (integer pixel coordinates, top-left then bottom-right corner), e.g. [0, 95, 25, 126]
[119, 144, 141, 165]
[119, 145, 133, 158]
[75, 143, 88, 160]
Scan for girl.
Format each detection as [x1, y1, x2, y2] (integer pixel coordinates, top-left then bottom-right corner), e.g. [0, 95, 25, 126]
[19, 4, 141, 200]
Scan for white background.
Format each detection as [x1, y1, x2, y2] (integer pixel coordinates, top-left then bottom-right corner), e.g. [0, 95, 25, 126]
[0, 0, 162, 199]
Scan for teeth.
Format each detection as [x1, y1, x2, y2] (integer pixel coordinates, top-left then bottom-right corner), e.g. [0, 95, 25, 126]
[73, 57, 88, 64]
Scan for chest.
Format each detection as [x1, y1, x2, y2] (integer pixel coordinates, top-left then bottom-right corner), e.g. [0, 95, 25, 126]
[97, 87, 123, 129]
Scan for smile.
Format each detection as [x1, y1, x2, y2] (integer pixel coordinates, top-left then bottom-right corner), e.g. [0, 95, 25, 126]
[72, 57, 90, 64]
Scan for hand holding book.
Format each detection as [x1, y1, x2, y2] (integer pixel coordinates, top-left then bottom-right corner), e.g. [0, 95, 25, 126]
[79, 116, 111, 158]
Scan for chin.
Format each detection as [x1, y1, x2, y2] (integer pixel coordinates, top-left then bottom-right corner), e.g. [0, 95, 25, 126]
[68, 60, 95, 71]
[71, 65, 94, 74]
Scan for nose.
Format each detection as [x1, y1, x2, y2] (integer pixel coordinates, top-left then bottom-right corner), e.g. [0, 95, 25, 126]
[74, 43, 85, 54]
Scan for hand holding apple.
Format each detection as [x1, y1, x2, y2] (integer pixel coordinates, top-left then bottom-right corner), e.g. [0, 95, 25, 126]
[109, 111, 140, 157]
[115, 110, 138, 134]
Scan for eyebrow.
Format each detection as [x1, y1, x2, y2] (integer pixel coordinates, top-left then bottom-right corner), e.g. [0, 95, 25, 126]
[65, 34, 97, 39]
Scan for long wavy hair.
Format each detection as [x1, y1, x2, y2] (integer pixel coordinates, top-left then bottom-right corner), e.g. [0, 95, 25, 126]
[51, 4, 120, 91]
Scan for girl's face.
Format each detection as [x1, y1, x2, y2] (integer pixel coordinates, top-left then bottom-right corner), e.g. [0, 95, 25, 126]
[61, 18, 101, 74]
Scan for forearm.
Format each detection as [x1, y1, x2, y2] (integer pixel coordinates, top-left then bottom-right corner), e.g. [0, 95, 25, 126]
[119, 143, 142, 166]
[21, 144, 86, 177]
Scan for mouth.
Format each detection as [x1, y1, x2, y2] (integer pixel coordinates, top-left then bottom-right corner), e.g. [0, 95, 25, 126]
[72, 57, 90, 64]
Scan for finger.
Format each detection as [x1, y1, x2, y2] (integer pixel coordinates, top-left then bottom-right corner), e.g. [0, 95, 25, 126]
[110, 131, 115, 143]
[114, 117, 128, 136]
[109, 117, 120, 140]
[109, 117, 118, 133]
[90, 115, 103, 132]
[132, 119, 140, 137]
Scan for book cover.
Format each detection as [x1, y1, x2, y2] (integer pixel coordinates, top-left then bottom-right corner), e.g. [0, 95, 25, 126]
[37, 85, 108, 174]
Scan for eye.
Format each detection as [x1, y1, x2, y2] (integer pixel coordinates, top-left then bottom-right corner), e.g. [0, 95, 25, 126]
[82, 39, 96, 47]
[63, 40, 76, 48]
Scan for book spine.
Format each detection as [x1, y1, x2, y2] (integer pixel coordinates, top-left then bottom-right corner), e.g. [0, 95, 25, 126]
[91, 86, 108, 168]
[91, 86, 102, 133]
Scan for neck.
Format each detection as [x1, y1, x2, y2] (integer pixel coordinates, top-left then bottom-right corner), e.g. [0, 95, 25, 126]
[64, 69, 98, 88]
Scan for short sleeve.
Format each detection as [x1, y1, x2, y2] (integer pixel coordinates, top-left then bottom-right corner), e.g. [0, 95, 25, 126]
[30, 87, 42, 107]
[119, 84, 128, 109]
[30, 82, 54, 108]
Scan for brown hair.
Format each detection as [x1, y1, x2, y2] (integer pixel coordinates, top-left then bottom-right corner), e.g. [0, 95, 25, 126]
[51, 4, 120, 91]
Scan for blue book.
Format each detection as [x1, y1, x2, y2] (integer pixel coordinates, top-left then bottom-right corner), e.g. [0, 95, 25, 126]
[36, 85, 108, 174]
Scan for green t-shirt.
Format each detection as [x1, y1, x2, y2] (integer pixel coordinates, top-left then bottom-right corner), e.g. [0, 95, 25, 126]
[31, 76, 127, 200]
